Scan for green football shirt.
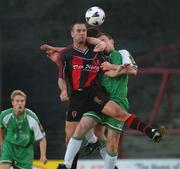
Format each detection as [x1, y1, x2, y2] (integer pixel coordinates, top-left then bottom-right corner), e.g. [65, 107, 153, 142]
[99, 49, 137, 110]
[100, 50, 128, 96]
[0, 108, 45, 147]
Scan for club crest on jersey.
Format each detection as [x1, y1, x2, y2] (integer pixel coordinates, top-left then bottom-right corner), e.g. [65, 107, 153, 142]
[72, 111, 77, 117]
[92, 58, 100, 65]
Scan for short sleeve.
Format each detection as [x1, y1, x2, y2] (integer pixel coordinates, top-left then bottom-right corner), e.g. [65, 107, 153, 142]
[26, 111, 45, 141]
[32, 120, 45, 141]
[119, 49, 137, 66]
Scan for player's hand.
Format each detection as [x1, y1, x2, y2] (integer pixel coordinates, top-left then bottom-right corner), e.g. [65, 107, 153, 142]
[47, 52, 59, 63]
[40, 44, 59, 63]
[101, 61, 112, 71]
[60, 91, 69, 102]
[40, 156, 48, 164]
[40, 44, 57, 57]
[40, 44, 55, 55]
[40, 44, 56, 52]
[123, 63, 131, 67]
[93, 41, 106, 52]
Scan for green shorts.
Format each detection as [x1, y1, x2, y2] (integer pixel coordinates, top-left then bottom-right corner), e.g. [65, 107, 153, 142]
[83, 97, 128, 133]
[84, 111, 124, 133]
[0, 141, 34, 169]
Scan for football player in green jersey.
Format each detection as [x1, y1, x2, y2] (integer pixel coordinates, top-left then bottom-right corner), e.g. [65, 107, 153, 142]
[0, 90, 47, 169]
[81, 32, 138, 168]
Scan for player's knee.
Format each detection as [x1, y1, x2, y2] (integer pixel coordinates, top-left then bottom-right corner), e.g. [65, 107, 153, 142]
[94, 130, 105, 139]
[94, 126, 106, 140]
[74, 122, 89, 137]
[65, 136, 71, 145]
[65, 129, 74, 145]
[114, 108, 131, 121]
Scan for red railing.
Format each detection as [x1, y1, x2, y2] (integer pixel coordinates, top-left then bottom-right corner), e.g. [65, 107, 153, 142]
[118, 68, 180, 158]
[138, 68, 180, 126]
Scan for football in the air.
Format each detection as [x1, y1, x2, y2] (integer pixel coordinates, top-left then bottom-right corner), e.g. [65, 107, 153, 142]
[85, 6, 105, 26]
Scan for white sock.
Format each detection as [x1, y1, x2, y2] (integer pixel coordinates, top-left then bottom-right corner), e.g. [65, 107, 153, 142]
[99, 146, 107, 160]
[99, 140, 107, 160]
[104, 151, 118, 169]
[85, 130, 97, 143]
[64, 137, 83, 169]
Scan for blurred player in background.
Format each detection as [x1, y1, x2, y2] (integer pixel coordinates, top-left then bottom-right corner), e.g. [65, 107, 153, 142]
[0, 90, 47, 169]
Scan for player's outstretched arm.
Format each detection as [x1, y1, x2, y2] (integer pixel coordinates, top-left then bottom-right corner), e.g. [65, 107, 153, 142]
[101, 61, 119, 71]
[40, 44, 65, 65]
[86, 37, 106, 52]
[101, 62, 137, 77]
[122, 64, 138, 75]
[39, 137, 47, 164]
[40, 44, 65, 53]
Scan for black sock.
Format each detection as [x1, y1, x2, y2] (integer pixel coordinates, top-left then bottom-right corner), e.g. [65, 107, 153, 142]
[71, 152, 79, 169]
[125, 115, 155, 138]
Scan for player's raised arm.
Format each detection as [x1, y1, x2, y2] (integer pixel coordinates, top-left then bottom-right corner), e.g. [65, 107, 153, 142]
[101, 62, 137, 77]
[86, 37, 106, 52]
[40, 44, 65, 65]
[40, 44, 65, 53]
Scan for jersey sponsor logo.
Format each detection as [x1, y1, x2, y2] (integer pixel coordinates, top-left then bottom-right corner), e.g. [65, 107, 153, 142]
[72, 111, 78, 118]
[73, 64, 99, 72]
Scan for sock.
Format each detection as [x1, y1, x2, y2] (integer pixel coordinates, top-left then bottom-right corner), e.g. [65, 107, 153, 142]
[104, 151, 118, 169]
[85, 130, 98, 143]
[71, 152, 79, 169]
[64, 137, 83, 168]
[99, 140, 107, 160]
[125, 115, 155, 138]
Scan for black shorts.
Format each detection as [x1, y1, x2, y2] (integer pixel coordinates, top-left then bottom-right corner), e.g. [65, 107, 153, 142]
[66, 85, 110, 122]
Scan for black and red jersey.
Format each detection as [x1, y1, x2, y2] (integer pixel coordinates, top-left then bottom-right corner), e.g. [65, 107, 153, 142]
[58, 45, 106, 91]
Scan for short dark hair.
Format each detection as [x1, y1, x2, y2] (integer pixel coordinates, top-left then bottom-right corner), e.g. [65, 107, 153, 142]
[96, 32, 113, 40]
[87, 27, 101, 37]
[70, 22, 87, 31]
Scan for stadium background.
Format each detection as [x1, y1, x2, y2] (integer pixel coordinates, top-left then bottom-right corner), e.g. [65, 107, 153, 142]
[0, 0, 180, 162]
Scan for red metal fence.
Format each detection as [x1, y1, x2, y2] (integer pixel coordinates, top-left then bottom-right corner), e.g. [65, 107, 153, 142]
[118, 68, 180, 158]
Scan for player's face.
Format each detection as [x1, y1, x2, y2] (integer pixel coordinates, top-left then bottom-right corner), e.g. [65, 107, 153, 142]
[98, 35, 114, 52]
[71, 24, 87, 44]
[12, 95, 26, 113]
